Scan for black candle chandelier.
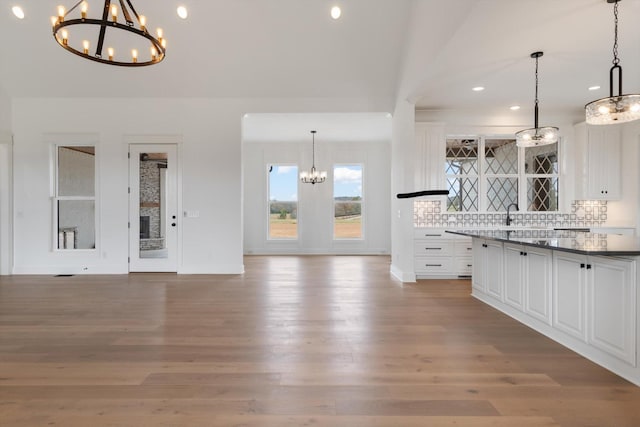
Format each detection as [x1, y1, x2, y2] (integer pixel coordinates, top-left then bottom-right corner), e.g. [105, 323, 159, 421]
[52, 0, 166, 67]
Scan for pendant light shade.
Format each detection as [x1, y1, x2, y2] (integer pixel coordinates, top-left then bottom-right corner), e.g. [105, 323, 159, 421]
[585, 0, 640, 125]
[515, 51, 559, 148]
[300, 131, 326, 185]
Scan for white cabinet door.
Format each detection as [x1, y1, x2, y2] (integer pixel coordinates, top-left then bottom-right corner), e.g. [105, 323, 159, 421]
[485, 240, 503, 299]
[504, 243, 524, 310]
[415, 123, 446, 193]
[472, 239, 486, 293]
[588, 256, 636, 365]
[553, 252, 587, 341]
[584, 125, 622, 200]
[524, 247, 552, 324]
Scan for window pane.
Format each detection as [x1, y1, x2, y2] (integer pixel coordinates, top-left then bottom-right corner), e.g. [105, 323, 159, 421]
[334, 165, 362, 239]
[139, 152, 168, 258]
[268, 165, 298, 239]
[525, 143, 558, 174]
[486, 177, 518, 212]
[447, 177, 478, 212]
[528, 177, 559, 211]
[446, 139, 478, 175]
[484, 139, 517, 174]
[58, 146, 95, 196]
[525, 142, 558, 212]
[58, 200, 95, 249]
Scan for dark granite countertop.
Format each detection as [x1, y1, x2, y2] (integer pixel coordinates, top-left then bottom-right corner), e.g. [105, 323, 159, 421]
[446, 229, 640, 257]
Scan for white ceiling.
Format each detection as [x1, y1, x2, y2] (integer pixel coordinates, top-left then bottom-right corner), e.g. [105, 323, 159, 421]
[1, 0, 640, 140]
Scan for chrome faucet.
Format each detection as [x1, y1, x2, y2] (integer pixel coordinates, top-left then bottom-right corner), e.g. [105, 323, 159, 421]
[506, 203, 519, 226]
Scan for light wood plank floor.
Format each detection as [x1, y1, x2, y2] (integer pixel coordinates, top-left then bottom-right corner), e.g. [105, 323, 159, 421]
[1, 255, 639, 426]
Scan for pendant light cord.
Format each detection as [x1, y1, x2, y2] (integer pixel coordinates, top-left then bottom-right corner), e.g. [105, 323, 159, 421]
[534, 53, 540, 129]
[612, 1, 620, 66]
[311, 131, 316, 169]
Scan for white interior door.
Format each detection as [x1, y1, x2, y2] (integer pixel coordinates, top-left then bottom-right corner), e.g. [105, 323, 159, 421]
[129, 144, 178, 272]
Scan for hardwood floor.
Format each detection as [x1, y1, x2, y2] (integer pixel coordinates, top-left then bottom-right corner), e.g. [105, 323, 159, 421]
[0, 255, 639, 426]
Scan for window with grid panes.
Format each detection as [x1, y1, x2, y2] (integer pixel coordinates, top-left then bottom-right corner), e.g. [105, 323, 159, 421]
[525, 142, 559, 211]
[445, 138, 479, 212]
[443, 136, 559, 212]
[483, 139, 518, 212]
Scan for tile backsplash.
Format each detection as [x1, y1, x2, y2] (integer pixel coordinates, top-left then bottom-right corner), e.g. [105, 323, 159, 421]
[414, 200, 607, 228]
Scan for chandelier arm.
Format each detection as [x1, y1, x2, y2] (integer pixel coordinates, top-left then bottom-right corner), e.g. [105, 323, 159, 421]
[125, 0, 141, 22]
[65, 0, 85, 17]
[118, 0, 134, 25]
[95, 0, 113, 57]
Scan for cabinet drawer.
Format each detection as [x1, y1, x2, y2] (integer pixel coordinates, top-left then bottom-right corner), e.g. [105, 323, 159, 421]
[414, 240, 454, 256]
[414, 229, 448, 239]
[455, 257, 473, 275]
[454, 240, 473, 256]
[415, 257, 454, 274]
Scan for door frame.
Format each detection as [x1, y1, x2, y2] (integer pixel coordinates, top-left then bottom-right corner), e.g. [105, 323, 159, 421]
[127, 136, 182, 272]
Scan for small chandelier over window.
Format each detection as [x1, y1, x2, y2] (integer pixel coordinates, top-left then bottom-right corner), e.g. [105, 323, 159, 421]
[585, 0, 640, 125]
[515, 51, 559, 147]
[52, 0, 166, 67]
[300, 130, 326, 185]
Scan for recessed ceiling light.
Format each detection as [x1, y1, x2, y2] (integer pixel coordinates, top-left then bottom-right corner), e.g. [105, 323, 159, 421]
[588, 85, 601, 91]
[472, 86, 485, 92]
[12, 6, 25, 19]
[510, 105, 521, 111]
[177, 6, 188, 19]
[331, 6, 341, 20]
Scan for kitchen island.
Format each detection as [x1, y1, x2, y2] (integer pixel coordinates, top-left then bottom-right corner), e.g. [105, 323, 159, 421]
[447, 229, 640, 386]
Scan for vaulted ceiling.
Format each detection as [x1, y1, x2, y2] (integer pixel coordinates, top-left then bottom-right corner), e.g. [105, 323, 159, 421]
[1, 0, 639, 119]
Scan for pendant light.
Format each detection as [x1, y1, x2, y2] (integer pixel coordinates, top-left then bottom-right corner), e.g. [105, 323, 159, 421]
[300, 131, 327, 185]
[585, 0, 640, 125]
[515, 51, 559, 147]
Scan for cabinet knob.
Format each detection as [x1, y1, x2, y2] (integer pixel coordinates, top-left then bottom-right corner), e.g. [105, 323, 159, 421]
[586, 264, 592, 270]
[580, 263, 585, 269]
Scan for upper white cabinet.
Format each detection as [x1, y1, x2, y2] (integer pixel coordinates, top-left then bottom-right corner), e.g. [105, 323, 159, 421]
[575, 122, 622, 200]
[414, 123, 445, 192]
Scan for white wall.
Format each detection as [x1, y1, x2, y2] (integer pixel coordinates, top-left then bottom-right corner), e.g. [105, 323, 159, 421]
[0, 131, 12, 275]
[11, 97, 391, 275]
[11, 98, 246, 274]
[0, 86, 10, 131]
[243, 140, 390, 254]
